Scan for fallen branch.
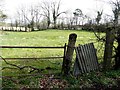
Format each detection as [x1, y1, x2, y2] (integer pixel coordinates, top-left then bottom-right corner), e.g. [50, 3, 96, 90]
[1, 56, 42, 73]
[1, 56, 21, 69]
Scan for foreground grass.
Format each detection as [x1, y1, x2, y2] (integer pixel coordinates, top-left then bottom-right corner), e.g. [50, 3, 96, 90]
[2, 70, 120, 88]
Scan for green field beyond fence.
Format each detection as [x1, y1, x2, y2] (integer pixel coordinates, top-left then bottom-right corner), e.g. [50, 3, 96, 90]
[1, 30, 100, 58]
[2, 29, 118, 88]
[1, 30, 104, 76]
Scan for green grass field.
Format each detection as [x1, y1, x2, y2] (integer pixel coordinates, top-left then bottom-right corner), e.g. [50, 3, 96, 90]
[1, 29, 108, 88]
[1, 29, 104, 74]
[1, 29, 97, 46]
[1, 30, 97, 70]
[1, 29, 100, 58]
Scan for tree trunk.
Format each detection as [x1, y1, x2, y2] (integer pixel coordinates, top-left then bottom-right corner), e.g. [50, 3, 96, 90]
[53, 17, 57, 29]
[25, 26, 27, 32]
[47, 18, 50, 29]
[103, 27, 115, 71]
[114, 27, 120, 70]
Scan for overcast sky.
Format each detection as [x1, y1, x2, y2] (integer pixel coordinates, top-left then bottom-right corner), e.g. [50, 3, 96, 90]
[4, 0, 113, 20]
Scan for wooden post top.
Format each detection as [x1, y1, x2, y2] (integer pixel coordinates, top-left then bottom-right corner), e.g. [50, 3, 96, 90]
[69, 33, 77, 41]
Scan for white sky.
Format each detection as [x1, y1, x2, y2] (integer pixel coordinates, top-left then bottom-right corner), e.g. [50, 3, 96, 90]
[4, 0, 113, 20]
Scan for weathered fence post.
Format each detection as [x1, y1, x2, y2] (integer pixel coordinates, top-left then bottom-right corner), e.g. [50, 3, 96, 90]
[62, 33, 77, 76]
[103, 27, 115, 70]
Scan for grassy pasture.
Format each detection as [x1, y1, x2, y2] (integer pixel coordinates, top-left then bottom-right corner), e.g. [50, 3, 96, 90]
[1, 29, 107, 88]
[1, 30, 120, 89]
[1, 29, 103, 74]
[1, 30, 99, 58]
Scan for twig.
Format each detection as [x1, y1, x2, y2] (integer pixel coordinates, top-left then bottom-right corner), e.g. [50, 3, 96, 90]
[2, 67, 18, 70]
[93, 31, 105, 42]
[97, 41, 104, 53]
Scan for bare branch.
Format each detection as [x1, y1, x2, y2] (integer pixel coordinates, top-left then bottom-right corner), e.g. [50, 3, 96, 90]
[1, 56, 42, 73]
[57, 11, 66, 17]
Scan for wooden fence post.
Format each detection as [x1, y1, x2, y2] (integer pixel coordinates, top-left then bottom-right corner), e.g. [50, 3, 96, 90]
[103, 27, 115, 70]
[62, 33, 77, 76]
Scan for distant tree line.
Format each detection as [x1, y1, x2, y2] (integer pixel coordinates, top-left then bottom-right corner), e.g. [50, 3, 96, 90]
[1, 0, 120, 33]
[1, 0, 115, 31]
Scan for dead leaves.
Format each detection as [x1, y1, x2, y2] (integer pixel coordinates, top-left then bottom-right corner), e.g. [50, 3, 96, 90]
[40, 75, 68, 88]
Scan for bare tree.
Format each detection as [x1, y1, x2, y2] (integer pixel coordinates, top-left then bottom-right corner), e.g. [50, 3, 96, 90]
[51, 0, 66, 29]
[16, 6, 28, 31]
[110, 0, 120, 70]
[21, 7, 28, 31]
[73, 8, 83, 25]
[34, 5, 42, 29]
[66, 15, 74, 30]
[0, 12, 7, 22]
[15, 10, 23, 31]
[41, 1, 51, 29]
[96, 10, 103, 24]
[111, 0, 120, 25]
[103, 14, 113, 25]
[16, 4, 42, 31]
[29, 5, 36, 31]
[102, 0, 120, 70]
